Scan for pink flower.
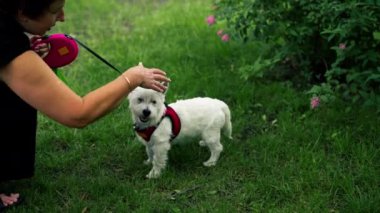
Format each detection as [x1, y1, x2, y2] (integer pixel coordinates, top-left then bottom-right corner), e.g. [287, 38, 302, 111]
[221, 34, 230, 42]
[339, 43, 346, 50]
[217, 29, 224, 37]
[206, 15, 216, 25]
[310, 97, 320, 109]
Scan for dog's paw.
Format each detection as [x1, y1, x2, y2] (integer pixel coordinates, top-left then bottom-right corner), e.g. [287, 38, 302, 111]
[203, 161, 217, 167]
[199, 140, 207, 147]
[146, 169, 161, 179]
[144, 159, 152, 165]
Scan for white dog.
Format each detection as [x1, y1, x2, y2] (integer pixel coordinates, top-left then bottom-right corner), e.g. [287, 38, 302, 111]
[127, 87, 232, 179]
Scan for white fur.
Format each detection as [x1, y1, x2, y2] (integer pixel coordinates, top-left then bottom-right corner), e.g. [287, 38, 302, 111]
[127, 87, 232, 178]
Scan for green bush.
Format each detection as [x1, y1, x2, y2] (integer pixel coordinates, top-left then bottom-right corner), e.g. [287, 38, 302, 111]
[213, 0, 380, 107]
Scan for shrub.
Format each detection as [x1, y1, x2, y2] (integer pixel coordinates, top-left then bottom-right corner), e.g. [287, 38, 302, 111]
[213, 0, 380, 107]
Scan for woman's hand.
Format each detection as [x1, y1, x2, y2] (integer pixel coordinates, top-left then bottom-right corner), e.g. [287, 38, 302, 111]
[30, 36, 50, 58]
[124, 62, 170, 92]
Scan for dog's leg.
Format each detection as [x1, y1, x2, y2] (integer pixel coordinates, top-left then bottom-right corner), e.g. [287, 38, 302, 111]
[146, 142, 171, 179]
[202, 130, 223, 167]
[144, 146, 154, 165]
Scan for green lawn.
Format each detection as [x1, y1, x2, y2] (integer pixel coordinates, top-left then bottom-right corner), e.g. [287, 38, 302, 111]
[4, 0, 379, 212]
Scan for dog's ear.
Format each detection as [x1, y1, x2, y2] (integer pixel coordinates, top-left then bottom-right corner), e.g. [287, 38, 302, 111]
[127, 86, 141, 100]
[127, 90, 134, 101]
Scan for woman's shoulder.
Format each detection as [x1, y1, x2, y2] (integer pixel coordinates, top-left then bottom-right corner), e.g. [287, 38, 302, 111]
[0, 13, 29, 42]
[0, 14, 30, 68]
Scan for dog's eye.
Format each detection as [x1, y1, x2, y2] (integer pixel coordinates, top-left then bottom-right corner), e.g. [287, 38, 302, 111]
[151, 100, 157, 105]
[137, 98, 144, 103]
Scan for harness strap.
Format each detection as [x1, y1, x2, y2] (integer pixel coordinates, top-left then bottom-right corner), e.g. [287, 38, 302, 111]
[165, 106, 181, 140]
[135, 126, 156, 141]
[134, 106, 181, 142]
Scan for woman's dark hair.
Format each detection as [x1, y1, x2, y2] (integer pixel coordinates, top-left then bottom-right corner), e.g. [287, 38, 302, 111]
[0, 0, 56, 19]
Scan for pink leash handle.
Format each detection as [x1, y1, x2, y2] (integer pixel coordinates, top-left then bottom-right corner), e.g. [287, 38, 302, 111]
[32, 33, 122, 74]
[31, 33, 79, 69]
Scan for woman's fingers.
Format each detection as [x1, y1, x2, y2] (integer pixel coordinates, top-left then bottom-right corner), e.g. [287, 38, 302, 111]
[127, 64, 170, 92]
[149, 68, 170, 82]
[0, 193, 19, 206]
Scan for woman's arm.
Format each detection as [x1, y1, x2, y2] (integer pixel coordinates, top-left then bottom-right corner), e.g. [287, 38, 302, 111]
[0, 50, 169, 128]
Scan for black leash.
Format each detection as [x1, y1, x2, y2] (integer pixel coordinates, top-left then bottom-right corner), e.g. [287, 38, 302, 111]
[66, 34, 123, 74]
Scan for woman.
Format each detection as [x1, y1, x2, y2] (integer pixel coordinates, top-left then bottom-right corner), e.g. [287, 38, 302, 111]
[0, 0, 170, 210]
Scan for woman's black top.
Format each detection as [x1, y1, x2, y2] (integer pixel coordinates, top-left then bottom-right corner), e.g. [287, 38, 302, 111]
[0, 13, 37, 181]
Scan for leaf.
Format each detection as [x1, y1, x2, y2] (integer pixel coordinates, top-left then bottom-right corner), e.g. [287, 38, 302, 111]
[373, 31, 380, 41]
[208, 190, 218, 195]
[365, 74, 380, 83]
[81, 207, 89, 213]
[171, 207, 182, 213]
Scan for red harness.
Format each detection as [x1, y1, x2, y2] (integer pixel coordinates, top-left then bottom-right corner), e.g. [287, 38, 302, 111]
[134, 106, 181, 142]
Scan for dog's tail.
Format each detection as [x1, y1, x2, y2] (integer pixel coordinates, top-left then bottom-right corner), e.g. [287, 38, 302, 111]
[221, 102, 233, 140]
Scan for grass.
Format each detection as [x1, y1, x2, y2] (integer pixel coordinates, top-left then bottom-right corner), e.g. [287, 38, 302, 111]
[2, 0, 379, 212]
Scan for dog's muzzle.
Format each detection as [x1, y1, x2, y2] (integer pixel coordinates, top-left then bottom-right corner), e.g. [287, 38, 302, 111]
[139, 109, 151, 123]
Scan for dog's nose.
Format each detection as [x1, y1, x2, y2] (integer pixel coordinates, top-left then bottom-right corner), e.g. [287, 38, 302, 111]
[143, 109, 151, 117]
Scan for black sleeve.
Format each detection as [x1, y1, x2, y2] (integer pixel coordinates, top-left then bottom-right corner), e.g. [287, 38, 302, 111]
[0, 16, 30, 68]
